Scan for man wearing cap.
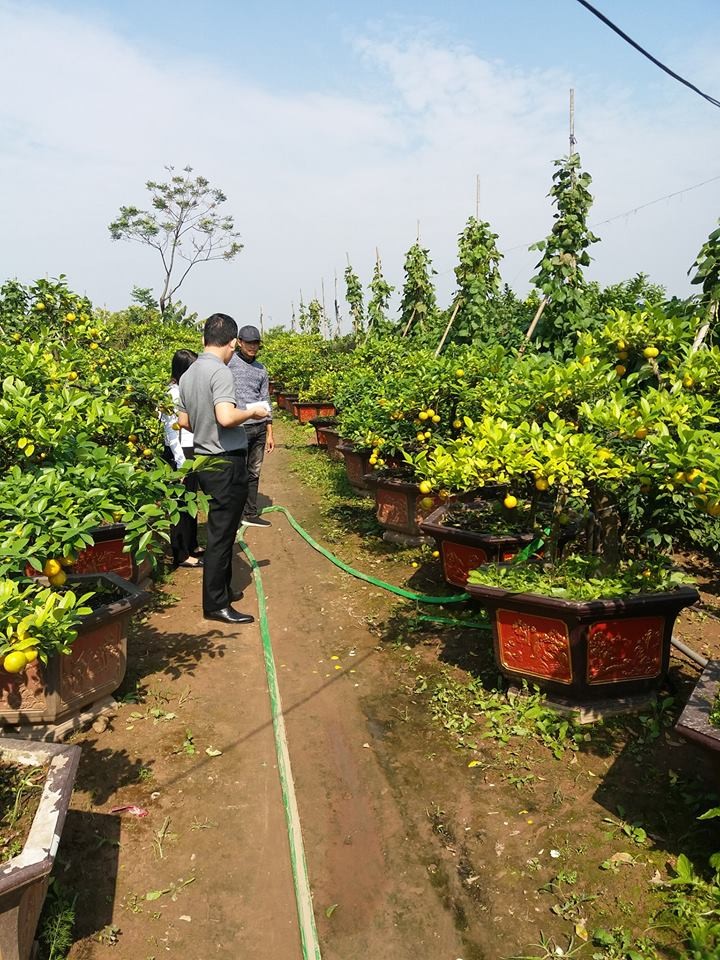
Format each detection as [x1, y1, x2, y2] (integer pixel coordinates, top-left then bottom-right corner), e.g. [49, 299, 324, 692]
[228, 324, 274, 528]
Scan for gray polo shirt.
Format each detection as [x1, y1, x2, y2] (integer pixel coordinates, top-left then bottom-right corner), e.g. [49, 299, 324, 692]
[177, 353, 247, 455]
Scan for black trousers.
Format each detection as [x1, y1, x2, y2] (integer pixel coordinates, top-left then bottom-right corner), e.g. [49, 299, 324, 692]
[164, 445, 199, 566]
[243, 423, 268, 519]
[196, 451, 249, 612]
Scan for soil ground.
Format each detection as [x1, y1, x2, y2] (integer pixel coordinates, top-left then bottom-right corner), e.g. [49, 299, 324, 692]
[60, 417, 720, 960]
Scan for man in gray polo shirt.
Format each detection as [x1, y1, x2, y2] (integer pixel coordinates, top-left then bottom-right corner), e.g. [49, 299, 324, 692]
[177, 313, 268, 625]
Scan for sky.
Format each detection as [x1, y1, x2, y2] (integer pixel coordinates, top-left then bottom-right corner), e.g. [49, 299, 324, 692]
[1, 0, 720, 330]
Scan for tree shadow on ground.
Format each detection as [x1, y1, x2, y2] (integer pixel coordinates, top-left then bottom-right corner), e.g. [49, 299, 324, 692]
[73, 735, 155, 806]
[56, 810, 120, 940]
[591, 723, 720, 864]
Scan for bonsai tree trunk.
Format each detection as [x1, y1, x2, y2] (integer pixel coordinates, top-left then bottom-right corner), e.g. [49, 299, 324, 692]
[592, 492, 622, 569]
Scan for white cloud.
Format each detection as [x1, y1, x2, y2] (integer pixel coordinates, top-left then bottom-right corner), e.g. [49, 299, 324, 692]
[1, 2, 719, 332]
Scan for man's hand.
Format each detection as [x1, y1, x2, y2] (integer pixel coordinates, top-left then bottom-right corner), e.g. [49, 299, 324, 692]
[265, 426, 275, 454]
[177, 411, 191, 431]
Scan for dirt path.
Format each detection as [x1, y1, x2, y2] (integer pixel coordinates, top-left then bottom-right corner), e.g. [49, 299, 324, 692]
[65, 425, 469, 960]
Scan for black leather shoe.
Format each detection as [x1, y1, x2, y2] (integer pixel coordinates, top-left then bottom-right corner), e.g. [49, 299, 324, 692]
[203, 606, 254, 625]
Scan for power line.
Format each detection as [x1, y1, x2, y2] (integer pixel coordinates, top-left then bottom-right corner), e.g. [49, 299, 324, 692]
[575, 0, 720, 109]
[498, 172, 720, 256]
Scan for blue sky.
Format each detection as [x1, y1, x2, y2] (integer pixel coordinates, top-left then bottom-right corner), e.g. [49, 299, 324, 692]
[1, 0, 720, 325]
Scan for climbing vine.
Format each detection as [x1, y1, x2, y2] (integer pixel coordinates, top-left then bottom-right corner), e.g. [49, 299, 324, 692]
[367, 255, 395, 335]
[399, 242, 438, 337]
[344, 263, 365, 335]
[451, 216, 504, 344]
[530, 153, 600, 356]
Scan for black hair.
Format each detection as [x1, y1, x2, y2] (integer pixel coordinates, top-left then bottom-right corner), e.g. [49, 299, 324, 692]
[204, 313, 238, 346]
[171, 349, 198, 383]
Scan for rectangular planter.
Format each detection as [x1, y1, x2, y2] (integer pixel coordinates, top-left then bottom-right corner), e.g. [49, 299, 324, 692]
[317, 428, 342, 460]
[277, 392, 299, 412]
[337, 443, 373, 496]
[367, 475, 471, 539]
[0, 573, 150, 728]
[419, 498, 530, 587]
[292, 401, 337, 424]
[676, 660, 720, 756]
[26, 524, 151, 585]
[0, 739, 80, 960]
[465, 579, 699, 701]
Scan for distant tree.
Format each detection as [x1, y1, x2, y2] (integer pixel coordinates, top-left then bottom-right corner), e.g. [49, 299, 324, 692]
[109, 165, 243, 316]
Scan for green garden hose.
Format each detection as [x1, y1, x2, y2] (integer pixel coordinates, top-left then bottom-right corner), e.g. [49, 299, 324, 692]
[259, 504, 470, 605]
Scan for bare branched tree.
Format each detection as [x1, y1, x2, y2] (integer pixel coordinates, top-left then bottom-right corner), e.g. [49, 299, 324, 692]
[109, 165, 243, 315]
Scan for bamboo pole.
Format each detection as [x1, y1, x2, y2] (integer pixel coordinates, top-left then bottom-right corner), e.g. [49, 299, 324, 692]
[475, 175, 480, 220]
[434, 297, 462, 357]
[519, 298, 549, 354]
[334, 270, 341, 337]
[259, 305, 264, 337]
[401, 307, 417, 338]
[290, 300, 296, 332]
[569, 88, 576, 156]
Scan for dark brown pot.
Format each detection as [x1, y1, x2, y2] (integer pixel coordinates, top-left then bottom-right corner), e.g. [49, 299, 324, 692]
[318, 428, 342, 460]
[465, 578, 698, 701]
[0, 739, 80, 960]
[0, 573, 150, 727]
[277, 392, 299, 412]
[419, 499, 569, 588]
[367, 475, 469, 538]
[292, 401, 337, 424]
[338, 442, 373, 495]
[676, 660, 720, 756]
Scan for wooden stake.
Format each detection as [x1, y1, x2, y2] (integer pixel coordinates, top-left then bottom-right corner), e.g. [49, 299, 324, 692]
[290, 300, 296, 332]
[401, 307, 417, 338]
[416, 220, 421, 243]
[519, 297, 549, 354]
[475, 175, 480, 220]
[434, 297, 462, 357]
[259, 304, 264, 337]
[569, 88, 576, 156]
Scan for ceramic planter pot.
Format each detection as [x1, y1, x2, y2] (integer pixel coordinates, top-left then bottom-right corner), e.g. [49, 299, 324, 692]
[676, 660, 720, 757]
[465, 578, 698, 701]
[308, 415, 337, 448]
[0, 573, 150, 728]
[277, 392, 299, 412]
[0, 739, 80, 960]
[26, 524, 151, 585]
[419, 499, 570, 588]
[292, 401, 337, 424]
[337, 442, 373, 496]
[366, 475, 468, 539]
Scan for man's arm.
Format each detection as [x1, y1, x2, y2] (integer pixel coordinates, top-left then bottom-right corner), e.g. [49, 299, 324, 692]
[215, 402, 267, 428]
[265, 422, 275, 453]
[177, 410, 191, 430]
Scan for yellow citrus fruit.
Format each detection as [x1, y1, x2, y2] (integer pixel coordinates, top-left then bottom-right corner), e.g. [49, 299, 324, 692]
[673, 471, 686, 485]
[419, 481, 432, 495]
[453, 419, 462, 429]
[617, 350, 629, 361]
[12, 332, 21, 341]
[707, 501, 720, 517]
[128, 434, 138, 443]
[685, 469, 701, 483]
[35, 302, 45, 311]
[634, 427, 648, 440]
[42, 559, 62, 577]
[142, 448, 153, 458]
[368, 456, 378, 465]
[420, 496, 434, 509]
[535, 477, 549, 491]
[424, 431, 432, 439]
[65, 312, 76, 321]
[3, 651, 27, 674]
[432, 415, 441, 424]
[503, 494, 518, 509]
[643, 346, 659, 359]
[698, 482, 708, 494]
[48, 570, 67, 588]
[416, 432, 425, 442]
[411, 562, 419, 569]
[112, 510, 123, 522]
[580, 356, 591, 366]
[432, 550, 440, 558]
[616, 339, 626, 351]
[426, 409, 435, 418]
[418, 411, 428, 421]
[682, 375, 694, 388]
[455, 369, 465, 378]
[615, 364, 626, 377]
[24, 649, 38, 664]
[67, 371, 78, 381]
